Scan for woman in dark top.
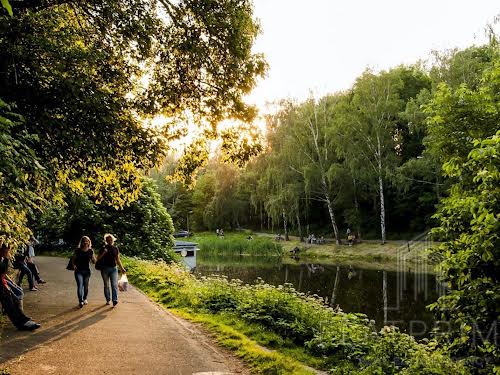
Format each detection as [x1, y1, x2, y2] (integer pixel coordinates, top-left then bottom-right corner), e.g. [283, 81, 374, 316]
[72, 236, 96, 308]
[96, 234, 125, 306]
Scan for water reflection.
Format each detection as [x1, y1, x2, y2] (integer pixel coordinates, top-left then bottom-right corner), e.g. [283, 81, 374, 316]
[195, 254, 445, 337]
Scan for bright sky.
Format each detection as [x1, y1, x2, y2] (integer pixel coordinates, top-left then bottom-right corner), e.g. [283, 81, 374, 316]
[247, 0, 499, 110]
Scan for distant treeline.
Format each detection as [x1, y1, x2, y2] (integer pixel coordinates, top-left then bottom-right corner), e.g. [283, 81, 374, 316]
[151, 39, 499, 245]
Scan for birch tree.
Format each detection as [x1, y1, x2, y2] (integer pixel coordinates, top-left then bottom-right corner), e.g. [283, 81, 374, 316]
[335, 70, 403, 244]
[272, 99, 342, 244]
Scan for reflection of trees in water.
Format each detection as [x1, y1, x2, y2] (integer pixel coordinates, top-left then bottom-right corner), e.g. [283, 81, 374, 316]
[196, 259, 442, 336]
[331, 266, 340, 305]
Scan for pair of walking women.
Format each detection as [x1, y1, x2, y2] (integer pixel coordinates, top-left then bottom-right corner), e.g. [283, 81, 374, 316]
[71, 234, 126, 308]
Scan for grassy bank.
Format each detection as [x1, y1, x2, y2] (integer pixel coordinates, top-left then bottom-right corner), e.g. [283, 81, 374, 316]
[280, 239, 433, 265]
[123, 257, 467, 374]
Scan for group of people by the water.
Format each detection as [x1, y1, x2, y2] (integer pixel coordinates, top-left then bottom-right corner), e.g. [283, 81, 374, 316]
[306, 234, 325, 244]
[0, 232, 126, 332]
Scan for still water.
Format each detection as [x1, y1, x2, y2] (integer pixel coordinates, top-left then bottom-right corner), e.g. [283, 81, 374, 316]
[194, 255, 446, 337]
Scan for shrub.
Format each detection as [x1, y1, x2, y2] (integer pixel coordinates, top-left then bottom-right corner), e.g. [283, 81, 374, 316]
[37, 178, 175, 261]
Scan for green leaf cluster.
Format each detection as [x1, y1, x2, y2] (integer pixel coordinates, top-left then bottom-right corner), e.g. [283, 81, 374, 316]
[428, 55, 500, 371]
[37, 178, 175, 261]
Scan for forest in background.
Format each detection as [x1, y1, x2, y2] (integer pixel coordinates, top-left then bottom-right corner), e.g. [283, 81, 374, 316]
[150, 37, 499, 244]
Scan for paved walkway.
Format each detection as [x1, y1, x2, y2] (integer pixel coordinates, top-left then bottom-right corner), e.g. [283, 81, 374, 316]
[0, 256, 248, 375]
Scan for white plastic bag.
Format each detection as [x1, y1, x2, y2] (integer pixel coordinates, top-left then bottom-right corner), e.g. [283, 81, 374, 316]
[118, 273, 128, 292]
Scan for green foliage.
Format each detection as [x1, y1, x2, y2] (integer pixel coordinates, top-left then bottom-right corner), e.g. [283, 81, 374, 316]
[38, 178, 175, 261]
[165, 162, 252, 231]
[123, 257, 467, 374]
[425, 51, 500, 164]
[430, 130, 500, 370]
[1, 0, 12, 16]
[149, 160, 194, 231]
[0, 99, 49, 247]
[193, 233, 282, 256]
[0, 0, 266, 241]
[358, 328, 469, 375]
[220, 124, 263, 168]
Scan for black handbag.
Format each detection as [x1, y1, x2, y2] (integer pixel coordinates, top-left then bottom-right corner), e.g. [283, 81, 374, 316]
[95, 258, 104, 271]
[66, 251, 76, 271]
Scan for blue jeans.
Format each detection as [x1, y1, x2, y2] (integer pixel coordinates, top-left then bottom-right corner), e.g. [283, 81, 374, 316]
[101, 267, 118, 303]
[17, 262, 34, 289]
[74, 270, 91, 303]
[7, 279, 23, 301]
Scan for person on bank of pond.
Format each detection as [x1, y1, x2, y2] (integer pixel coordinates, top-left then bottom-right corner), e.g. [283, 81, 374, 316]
[96, 234, 125, 307]
[72, 236, 96, 308]
[0, 241, 40, 331]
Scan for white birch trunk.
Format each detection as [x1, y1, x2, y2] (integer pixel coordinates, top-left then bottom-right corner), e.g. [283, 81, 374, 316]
[307, 110, 340, 245]
[377, 134, 386, 244]
[296, 209, 303, 242]
[322, 176, 340, 244]
[282, 207, 289, 241]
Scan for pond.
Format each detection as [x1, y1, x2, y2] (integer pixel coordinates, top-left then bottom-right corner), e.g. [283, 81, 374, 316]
[194, 254, 446, 337]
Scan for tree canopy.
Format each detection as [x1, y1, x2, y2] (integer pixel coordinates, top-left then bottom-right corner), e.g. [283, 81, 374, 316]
[0, 0, 266, 243]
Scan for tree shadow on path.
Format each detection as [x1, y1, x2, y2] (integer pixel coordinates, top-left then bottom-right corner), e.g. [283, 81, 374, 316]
[0, 304, 109, 363]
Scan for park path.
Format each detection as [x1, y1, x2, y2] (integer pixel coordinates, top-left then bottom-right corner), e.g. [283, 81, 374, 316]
[0, 256, 248, 375]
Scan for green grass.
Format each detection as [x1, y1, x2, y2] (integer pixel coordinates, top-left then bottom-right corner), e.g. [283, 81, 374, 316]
[192, 232, 282, 256]
[173, 310, 315, 374]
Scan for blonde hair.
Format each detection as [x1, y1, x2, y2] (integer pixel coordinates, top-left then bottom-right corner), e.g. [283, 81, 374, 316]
[104, 233, 116, 242]
[78, 236, 92, 249]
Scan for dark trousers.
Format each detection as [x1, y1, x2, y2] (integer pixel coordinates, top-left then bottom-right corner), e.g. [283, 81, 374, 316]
[0, 285, 30, 329]
[17, 262, 34, 289]
[74, 270, 91, 303]
[27, 262, 41, 282]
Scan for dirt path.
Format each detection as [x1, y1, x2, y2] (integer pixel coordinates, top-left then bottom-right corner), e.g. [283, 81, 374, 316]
[0, 256, 248, 375]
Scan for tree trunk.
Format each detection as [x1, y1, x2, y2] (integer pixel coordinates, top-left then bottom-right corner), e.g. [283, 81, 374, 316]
[377, 134, 386, 244]
[260, 202, 263, 231]
[282, 207, 289, 241]
[322, 176, 340, 245]
[353, 177, 361, 240]
[295, 201, 303, 242]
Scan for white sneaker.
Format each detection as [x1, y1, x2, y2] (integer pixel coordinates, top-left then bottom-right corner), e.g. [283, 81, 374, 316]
[83, 300, 88, 305]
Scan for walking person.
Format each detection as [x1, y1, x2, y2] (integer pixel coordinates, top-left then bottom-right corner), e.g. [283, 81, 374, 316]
[71, 236, 96, 308]
[0, 241, 40, 331]
[96, 234, 125, 307]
